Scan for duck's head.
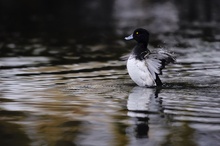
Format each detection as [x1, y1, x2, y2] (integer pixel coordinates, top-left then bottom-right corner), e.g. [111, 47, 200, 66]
[125, 28, 149, 44]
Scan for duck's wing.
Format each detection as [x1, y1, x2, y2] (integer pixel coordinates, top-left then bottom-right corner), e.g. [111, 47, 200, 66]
[144, 49, 175, 80]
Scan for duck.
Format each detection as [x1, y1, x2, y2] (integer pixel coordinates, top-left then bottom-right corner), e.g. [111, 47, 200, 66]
[124, 28, 175, 87]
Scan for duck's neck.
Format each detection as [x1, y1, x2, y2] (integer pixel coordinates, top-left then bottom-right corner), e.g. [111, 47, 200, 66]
[133, 43, 150, 60]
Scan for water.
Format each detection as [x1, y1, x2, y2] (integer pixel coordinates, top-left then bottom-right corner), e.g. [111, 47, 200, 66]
[1, 1, 220, 146]
[1, 46, 220, 146]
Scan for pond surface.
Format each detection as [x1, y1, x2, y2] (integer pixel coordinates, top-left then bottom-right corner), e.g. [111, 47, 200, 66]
[1, 41, 220, 146]
[1, 1, 220, 146]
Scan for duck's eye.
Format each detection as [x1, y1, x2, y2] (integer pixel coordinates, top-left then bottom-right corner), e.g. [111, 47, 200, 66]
[136, 32, 139, 35]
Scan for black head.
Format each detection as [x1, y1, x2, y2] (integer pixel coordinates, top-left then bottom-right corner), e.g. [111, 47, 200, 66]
[125, 28, 150, 44]
[133, 28, 149, 43]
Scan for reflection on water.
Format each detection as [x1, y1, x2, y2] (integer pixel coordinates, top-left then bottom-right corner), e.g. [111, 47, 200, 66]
[127, 87, 159, 117]
[1, 0, 220, 146]
[127, 87, 159, 141]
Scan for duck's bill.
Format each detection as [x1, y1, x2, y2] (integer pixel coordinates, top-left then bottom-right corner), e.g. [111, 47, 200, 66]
[125, 34, 133, 40]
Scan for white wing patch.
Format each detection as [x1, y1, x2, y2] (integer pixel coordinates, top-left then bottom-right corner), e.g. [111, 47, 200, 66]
[145, 58, 161, 79]
[144, 49, 175, 80]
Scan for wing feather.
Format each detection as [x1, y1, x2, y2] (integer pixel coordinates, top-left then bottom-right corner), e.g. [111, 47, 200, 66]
[145, 49, 175, 79]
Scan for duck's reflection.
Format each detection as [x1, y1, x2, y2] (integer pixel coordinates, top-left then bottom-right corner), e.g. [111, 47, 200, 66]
[127, 86, 161, 138]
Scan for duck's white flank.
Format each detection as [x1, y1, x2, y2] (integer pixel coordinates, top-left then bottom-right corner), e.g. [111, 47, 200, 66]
[127, 55, 156, 87]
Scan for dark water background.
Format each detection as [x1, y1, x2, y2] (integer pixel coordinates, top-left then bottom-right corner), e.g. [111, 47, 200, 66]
[1, 0, 220, 146]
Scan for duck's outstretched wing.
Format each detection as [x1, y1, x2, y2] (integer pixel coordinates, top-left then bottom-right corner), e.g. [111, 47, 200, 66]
[144, 49, 175, 80]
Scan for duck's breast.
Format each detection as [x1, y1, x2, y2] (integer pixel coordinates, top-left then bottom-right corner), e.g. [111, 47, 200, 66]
[127, 56, 156, 87]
